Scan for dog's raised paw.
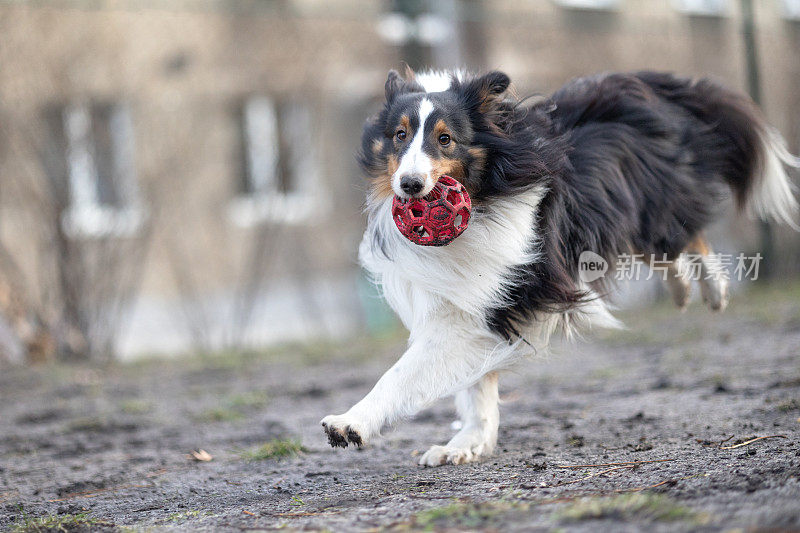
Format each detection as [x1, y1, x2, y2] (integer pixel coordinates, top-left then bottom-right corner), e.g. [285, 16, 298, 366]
[321, 415, 364, 448]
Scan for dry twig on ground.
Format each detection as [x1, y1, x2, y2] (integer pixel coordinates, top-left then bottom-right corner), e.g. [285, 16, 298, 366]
[719, 435, 787, 450]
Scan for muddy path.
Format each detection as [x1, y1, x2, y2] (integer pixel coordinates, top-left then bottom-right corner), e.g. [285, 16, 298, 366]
[1, 283, 799, 531]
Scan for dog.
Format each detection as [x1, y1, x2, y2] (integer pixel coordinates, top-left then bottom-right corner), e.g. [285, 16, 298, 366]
[321, 68, 799, 466]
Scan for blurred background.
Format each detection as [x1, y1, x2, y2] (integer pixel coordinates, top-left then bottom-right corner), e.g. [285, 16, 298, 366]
[0, 0, 799, 363]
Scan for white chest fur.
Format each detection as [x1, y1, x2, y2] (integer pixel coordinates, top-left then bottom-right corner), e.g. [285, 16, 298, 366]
[359, 190, 545, 333]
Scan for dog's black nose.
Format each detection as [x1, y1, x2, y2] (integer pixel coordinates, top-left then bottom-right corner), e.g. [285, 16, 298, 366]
[400, 174, 424, 195]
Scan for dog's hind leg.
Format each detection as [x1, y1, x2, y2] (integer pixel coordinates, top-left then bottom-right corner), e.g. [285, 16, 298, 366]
[686, 234, 729, 311]
[418, 372, 499, 467]
[664, 253, 693, 310]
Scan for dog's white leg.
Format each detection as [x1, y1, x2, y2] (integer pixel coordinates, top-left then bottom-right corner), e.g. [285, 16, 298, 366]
[321, 314, 509, 451]
[698, 253, 728, 311]
[686, 234, 728, 311]
[664, 254, 692, 310]
[419, 371, 499, 467]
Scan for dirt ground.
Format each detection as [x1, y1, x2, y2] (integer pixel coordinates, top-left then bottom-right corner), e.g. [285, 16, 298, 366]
[1, 283, 799, 532]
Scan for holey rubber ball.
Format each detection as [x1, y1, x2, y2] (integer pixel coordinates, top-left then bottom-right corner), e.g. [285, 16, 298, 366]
[391, 175, 471, 246]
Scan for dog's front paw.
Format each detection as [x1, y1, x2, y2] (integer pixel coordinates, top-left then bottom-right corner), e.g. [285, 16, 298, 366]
[419, 445, 481, 467]
[321, 414, 365, 448]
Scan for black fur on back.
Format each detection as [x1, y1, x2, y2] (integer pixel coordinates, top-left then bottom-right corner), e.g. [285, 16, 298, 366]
[485, 71, 767, 339]
[448, 73, 570, 201]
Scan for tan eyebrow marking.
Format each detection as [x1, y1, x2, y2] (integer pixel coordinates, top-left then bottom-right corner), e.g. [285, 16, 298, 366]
[433, 119, 451, 137]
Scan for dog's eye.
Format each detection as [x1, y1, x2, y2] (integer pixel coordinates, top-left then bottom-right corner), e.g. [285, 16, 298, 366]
[396, 130, 406, 141]
[438, 133, 451, 146]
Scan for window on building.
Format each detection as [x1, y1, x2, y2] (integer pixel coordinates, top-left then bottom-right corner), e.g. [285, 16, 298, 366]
[782, 0, 800, 20]
[229, 96, 322, 226]
[552, 0, 619, 10]
[672, 0, 728, 16]
[56, 102, 143, 238]
[240, 96, 279, 196]
[377, 1, 461, 70]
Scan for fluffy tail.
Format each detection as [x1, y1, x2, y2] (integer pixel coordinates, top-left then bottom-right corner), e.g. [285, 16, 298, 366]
[636, 72, 799, 229]
[747, 128, 800, 229]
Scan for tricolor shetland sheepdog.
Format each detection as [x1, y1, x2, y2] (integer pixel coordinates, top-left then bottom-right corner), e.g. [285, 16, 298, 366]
[321, 69, 799, 466]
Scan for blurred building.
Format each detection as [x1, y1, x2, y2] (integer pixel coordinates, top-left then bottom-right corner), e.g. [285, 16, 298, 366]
[0, 0, 798, 360]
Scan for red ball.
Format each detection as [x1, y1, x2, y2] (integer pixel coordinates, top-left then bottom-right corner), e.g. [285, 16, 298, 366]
[392, 175, 471, 246]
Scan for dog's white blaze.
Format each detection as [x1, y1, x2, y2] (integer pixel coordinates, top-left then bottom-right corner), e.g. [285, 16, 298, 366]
[392, 98, 436, 198]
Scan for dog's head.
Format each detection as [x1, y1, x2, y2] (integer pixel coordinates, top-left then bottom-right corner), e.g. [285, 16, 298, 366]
[358, 69, 519, 206]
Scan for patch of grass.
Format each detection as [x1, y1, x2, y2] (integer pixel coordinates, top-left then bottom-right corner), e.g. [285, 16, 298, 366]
[630, 438, 654, 452]
[225, 391, 269, 410]
[240, 438, 305, 461]
[194, 407, 244, 423]
[729, 279, 800, 325]
[11, 512, 112, 532]
[777, 398, 800, 412]
[191, 390, 269, 423]
[557, 493, 700, 523]
[589, 366, 624, 380]
[598, 313, 706, 347]
[120, 399, 152, 415]
[596, 279, 800, 347]
[288, 329, 406, 366]
[597, 326, 662, 346]
[121, 326, 407, 377]
[412, 502, 518, 531]
[66, 417, 106, 432]
[567, 435, 585, 448]
[164, 510, 212, 523]
[739, 280, 800, 306]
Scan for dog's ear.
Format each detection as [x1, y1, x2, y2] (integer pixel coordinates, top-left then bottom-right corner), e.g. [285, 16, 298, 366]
[385, 68, 424, 103]
[460, 71, 511, 110]
[478, 71, 511, 96]
[402, 64, 416, 82]
[385, 70, 406, 103]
